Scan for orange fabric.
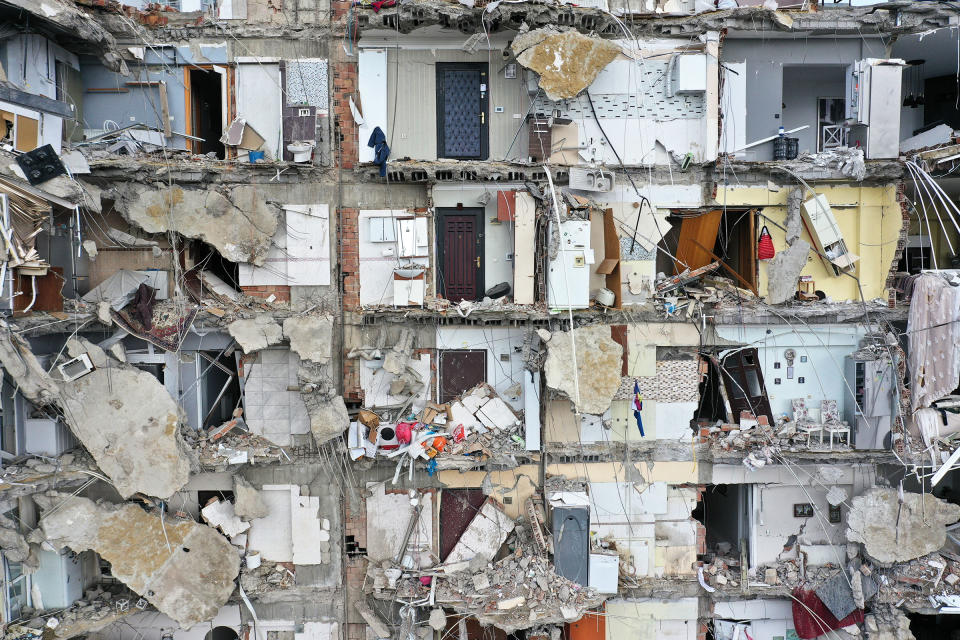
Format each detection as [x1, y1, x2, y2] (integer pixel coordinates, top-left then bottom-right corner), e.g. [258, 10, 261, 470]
[567, 607, 605, 640]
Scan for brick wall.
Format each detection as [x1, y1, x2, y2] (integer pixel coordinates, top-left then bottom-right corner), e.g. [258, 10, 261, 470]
[241, 285, 291, 303]
[332, 48, 359, 169]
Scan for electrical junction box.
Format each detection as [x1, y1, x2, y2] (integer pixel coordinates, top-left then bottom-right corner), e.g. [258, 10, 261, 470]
[675, 54, 707, 93]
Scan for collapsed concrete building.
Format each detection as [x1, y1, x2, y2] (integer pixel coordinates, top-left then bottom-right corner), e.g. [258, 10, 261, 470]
[3, 0, 960, 639]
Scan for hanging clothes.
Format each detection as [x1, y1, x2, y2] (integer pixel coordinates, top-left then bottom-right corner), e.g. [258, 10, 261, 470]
[367, 126, 390, 177]
[908, 273, 960, 411]
[633, 381, 644, 437]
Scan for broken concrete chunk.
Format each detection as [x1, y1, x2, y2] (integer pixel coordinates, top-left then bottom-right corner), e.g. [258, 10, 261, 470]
[826, 486, 848, 507]
[234, 476, 269, 520]
[35, 495, 239, 628]
[282, 315, 334, 363]
[512, 29, 620, 101]
[0, 321, 61, 405]
[0, 515, 31, 564]
[59, 367, 191, 499]
[383, 328, 414, 375]
[785, 187, 803, 245]
[114, 184, 279, 265]
[305, 392, 350, 446]
[65, 338, 108, 369]
[428, 609, 447, 631]
[228, 315, 283, 353]
[846, 488, 960, 564]
[201, 499, 250, 538]
[765, 238, 810, 305]
[544, 326, 623, 415]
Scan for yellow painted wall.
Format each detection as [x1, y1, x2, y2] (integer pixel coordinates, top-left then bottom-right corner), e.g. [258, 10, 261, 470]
[716, 184, 902, 301]
[436, 465, 539, 519]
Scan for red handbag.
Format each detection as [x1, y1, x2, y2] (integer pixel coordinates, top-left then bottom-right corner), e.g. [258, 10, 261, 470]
[758, 226, 775, 260]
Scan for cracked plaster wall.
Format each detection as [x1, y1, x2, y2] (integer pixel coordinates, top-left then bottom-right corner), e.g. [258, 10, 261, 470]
[111, 184, 280, 265]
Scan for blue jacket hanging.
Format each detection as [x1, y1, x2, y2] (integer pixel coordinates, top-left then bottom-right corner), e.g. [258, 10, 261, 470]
[367, 126, 390, 177]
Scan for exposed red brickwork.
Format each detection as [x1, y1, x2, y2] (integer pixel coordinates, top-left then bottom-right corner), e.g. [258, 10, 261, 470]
[888, 182, 911, 309]
[345, 495, 367, 549]
[341, 207, 360, 310]
[332, 49, 359, 169]
[241, 285, 291, 303]
[343, 358, 362, 403]
[697, 621, 709, 640]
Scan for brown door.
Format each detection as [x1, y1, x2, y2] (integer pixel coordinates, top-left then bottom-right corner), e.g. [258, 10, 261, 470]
[439, 489, 487, 560]
[437, 209, 484, 302]
[674, 209, 722, 273]
[721, 348, 773, 424]
[439, 349, 486, 403]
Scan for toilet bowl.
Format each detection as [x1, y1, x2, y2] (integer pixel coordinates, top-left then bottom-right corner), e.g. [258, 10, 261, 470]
[287, 141, 315, 162]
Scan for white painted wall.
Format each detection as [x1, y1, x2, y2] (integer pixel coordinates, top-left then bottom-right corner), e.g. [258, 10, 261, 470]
[358, 209, 429, 307]
[360, 353, 431, 412]
[715, 324, 865, 420]
[236, 60, 283, 160]
[248, 485, 294, 562]
[587, 482, 697, 578]
[751, 483, 850, 567]
[357, 49, 388, 163]
[239, 205, 331, 288]
[606, 598, 699, 639]
[365, 483, 433, 566]
[436, 326, 526, 410]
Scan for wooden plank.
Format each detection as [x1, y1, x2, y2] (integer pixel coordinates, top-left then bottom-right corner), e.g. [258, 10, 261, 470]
[158, 81, 172, 138]
[14, 115, 38, 152]
[689, 238, 758, 295]
[674, 209, 722, 273]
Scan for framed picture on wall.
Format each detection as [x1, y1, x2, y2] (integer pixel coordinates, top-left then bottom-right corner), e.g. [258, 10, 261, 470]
[793, 503, 814, 518]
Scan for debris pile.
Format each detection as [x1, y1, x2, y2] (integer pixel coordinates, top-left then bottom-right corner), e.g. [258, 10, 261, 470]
[240, 561, 297, 595]
[349, 383, 529, 470]
[184, 421, 289, 468]
[2, 585, 145, 640]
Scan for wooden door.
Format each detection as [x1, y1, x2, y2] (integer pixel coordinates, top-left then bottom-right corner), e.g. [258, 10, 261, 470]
[721, 348, 773, 424]
[439, 349, 486, 403]
[437, 209, 484, 302]
[674, 209, 722, 273]
[439, 488, 487, 560]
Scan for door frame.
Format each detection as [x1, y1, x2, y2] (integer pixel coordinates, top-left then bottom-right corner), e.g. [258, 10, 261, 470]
[435, 62, 489, 160]
[436, 208, 485, 301]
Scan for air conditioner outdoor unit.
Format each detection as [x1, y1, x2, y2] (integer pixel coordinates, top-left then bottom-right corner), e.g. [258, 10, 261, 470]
[58, 353, 94, 381]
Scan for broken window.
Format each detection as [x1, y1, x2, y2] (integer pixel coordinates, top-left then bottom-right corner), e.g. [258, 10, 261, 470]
[906, 612, 960, 640]
[0, 378, 19, 457]
[692, 484, 751, 565]
[192, 241, 240, 294]
[436, 63, 489, 160]
[180, 350, 241, 430]
[186, 67, 227, 159]
[3, 558, 27, 623]
[720, 348, 773, 425]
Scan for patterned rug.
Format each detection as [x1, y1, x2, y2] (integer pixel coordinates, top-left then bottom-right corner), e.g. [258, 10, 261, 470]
[111, 299, 199, 352]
